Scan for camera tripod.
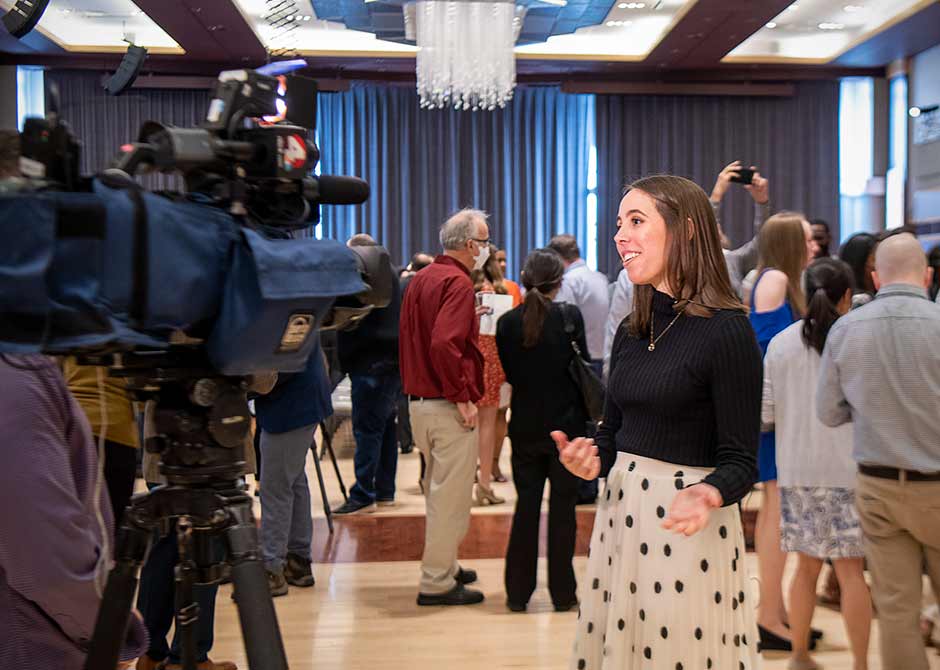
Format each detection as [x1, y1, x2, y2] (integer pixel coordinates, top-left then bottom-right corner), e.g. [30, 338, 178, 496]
[83, 352, 289, 670]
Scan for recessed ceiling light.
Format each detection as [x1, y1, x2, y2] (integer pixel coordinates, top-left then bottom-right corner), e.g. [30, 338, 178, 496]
[304, 15, 311, 21]
[909, 107, 922, 118]
[786, 3, 800, 11]
[844, 4, 862, 12]
[818, 22, 845, 30]
[766, 21, 777, 28]
[618, 2, 628, 7]
[606, 20, 616, 26]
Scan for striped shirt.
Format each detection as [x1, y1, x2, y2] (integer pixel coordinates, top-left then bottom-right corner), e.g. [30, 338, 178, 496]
[817, 284, 940, 472]
[0, 355, 147, 668]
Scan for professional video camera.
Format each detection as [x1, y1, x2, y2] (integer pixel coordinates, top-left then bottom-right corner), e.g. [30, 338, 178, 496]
[0, 64, 391, 670]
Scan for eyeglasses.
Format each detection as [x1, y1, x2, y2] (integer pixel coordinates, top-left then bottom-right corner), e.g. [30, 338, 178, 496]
[471, 237, 490, 245]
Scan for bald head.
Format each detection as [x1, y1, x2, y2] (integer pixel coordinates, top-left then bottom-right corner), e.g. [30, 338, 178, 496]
[873, 233, 930, 290]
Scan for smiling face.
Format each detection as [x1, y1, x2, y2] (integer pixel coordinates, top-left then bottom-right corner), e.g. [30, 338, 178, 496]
[614, 189, 671, 293]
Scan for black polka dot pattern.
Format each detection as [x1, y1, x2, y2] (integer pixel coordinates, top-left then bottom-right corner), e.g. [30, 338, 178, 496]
[715, 592, 722, 604]
[656, 506, 665, 518]
[578, 660, 585, 670]
[618, 619, 625, 631]
[675, 580, 684, 593]
[660, 627, 668, 639]
[719, 525, 728, 539]
[625, 515, 634, 528]
[694, 628, 703, 640]
[641, 478, 650, 490]
[643, 647, 652, 660]
[640, 543, 648, 555]
[701, 559, 709, 572]
[654, 582, 662, 594]
[664, 544, 672, 557]
[630, 582, 637, 594]
[675, 479, 684, 490]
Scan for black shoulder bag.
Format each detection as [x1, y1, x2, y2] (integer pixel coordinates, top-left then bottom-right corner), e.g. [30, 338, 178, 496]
[560, 303, 605, 422]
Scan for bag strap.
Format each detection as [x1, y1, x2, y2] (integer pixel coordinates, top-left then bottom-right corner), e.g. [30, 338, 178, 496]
[559, 303, 583, 357]
[98, 173, 149, 330]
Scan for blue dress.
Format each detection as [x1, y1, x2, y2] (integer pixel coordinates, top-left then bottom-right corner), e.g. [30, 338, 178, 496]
[749, 269, 797, 482]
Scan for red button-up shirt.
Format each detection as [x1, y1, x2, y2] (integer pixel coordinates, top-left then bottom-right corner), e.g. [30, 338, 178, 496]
[399, 255, 484, 404]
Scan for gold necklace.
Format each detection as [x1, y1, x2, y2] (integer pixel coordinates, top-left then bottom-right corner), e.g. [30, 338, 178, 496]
[648, 306, 686, 352]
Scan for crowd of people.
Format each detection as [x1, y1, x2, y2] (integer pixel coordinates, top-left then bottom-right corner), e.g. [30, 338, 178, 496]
[2, 134, 939, 670]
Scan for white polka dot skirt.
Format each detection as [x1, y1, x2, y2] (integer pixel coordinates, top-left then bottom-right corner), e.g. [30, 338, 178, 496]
[571, 453, 761, 670]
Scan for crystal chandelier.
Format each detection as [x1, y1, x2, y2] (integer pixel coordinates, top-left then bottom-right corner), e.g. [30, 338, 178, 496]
[414, 1, 526, 111]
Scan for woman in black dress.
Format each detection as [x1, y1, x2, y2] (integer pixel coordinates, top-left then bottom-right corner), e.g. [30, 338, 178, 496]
[555, 175, 763, 670]
[496, 248, 590, 612]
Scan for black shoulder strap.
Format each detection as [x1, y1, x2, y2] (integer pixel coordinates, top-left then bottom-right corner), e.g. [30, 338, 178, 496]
[559, 302, 576, 338]
[98, 173, 149, 330]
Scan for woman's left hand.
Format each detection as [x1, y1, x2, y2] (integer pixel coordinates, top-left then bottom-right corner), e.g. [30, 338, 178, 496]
[661, 483, 723, 536]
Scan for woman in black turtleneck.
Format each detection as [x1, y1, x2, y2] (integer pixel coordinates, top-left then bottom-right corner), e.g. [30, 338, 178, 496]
[554, 175, 762, 670]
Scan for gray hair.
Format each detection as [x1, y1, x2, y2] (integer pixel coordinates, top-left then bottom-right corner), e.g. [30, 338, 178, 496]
[439, 208, 487, 251]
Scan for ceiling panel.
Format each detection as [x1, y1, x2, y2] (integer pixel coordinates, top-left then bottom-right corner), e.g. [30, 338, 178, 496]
[724, 0, 934, 63]
[0, 0, 182, 52]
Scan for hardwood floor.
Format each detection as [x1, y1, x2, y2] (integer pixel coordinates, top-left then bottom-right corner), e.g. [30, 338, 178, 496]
[209, 556, 940, 670]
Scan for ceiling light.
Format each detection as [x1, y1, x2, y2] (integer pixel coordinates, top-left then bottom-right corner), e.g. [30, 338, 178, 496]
[766, 21, 777, 28]
[818, 22, 845, 30]
[910, 107, 922, 118]
[539, 0, 568, 6]
[606, 20, 616, 26]
[843, 4, 861, 12]
[786, 3, 799, 10]
[618, 2, 628, 7]
[304, 15, 311, 21]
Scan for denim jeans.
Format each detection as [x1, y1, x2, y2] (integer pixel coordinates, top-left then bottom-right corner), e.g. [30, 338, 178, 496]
[260, 423, 316, 573]
[349, 373, 401, 504]
[136, 485, 218, 664]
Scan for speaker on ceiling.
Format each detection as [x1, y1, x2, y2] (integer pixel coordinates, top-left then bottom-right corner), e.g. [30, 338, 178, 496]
[2, 0, 51, 38]
[104, 45, 149, 96]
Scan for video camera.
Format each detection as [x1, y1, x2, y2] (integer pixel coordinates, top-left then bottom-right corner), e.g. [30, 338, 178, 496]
[0, 65, 392, 670]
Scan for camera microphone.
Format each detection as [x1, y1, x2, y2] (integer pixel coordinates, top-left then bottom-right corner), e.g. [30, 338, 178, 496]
[304, 175, 370, 205]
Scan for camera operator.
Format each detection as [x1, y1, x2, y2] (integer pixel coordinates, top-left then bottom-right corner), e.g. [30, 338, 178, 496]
[0, 354, 147, 669]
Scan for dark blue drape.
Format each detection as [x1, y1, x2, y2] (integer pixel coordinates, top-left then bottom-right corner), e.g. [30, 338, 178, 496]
[595, 82, 840, 278]
[316, 84, 594, 279]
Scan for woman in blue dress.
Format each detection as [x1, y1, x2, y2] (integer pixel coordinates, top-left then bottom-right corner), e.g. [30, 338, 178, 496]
[746, 211, 816, 651]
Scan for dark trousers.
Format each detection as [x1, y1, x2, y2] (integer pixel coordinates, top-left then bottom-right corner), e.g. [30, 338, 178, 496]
[505, 442, 580, 607]
[396, 390, 413, 450]
[136, 484, 218, 664]
[103, 440, 137, 530]
[349, 373, 401, 504]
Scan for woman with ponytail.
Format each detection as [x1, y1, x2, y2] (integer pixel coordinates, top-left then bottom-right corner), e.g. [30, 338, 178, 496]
[762, 257, 871, 670]
[495, 248, 589, 612]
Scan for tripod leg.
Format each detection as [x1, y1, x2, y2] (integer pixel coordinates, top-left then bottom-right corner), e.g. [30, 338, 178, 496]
[311, 440, 334, 534]
[84, 521, 153, 670]
[174, 518, 200, 670]
[226, 500, 289, 670]
[322, 422, 348, 501]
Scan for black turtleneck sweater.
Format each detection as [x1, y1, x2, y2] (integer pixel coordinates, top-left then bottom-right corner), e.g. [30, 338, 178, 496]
[597, 289, 762, 506]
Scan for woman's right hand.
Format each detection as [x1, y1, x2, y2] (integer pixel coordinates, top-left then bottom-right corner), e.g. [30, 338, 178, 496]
[552, 430, 601, 480]
[710, 160, 743, 203]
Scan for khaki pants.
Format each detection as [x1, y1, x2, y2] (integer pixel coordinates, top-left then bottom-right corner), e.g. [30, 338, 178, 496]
[410, 399, 478, 594]
[856, 473, 940, 670]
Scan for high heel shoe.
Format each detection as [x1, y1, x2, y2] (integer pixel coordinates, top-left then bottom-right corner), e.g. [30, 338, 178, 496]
[474, 483, 505, 506]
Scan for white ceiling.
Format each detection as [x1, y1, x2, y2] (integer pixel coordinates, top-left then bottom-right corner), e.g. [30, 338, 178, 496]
[726, 0, 932, 62]
[0, 0, 182, 52]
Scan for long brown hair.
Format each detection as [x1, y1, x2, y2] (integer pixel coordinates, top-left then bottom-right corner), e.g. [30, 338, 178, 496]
[625, 175, 746, 338]
[520, 248, 565, 348]
[756, 211, 808, 317]
[471, 244, 508, 295]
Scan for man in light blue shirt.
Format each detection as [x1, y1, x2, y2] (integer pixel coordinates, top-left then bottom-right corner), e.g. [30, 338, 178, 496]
[817, 233, 940, 670]
[549, 234, 611, 377]
[603, 269, 634, 381]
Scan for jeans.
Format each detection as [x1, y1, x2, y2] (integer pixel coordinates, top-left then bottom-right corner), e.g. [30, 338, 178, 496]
[136, 485, 218, 664]
[260, 423, 316, 573]
[349, 373, 401, 504]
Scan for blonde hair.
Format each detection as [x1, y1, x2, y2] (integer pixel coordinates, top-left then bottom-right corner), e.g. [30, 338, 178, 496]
[757, 211, 808, 317]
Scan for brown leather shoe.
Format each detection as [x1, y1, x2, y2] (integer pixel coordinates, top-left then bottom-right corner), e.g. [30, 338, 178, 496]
[163, 660, 238, 670]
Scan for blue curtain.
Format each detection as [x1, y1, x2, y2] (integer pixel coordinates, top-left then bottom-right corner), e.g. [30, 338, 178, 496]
[595, 82, 840, 278]
[316, 84, 594, 278]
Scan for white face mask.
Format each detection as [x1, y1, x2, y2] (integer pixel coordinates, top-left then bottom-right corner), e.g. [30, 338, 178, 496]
[473, 242, 490, 271]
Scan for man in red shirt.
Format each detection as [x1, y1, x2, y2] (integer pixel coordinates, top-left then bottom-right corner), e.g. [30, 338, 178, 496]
[400, 208, 488, 606]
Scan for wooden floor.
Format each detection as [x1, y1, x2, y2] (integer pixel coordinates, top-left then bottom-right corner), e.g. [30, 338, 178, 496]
[155, 428, 940, 669]
[209, 556, 940, 670]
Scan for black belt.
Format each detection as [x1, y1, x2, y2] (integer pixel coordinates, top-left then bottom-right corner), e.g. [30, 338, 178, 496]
[408, 395, 444, 402]
[859, 464, 940, 482]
